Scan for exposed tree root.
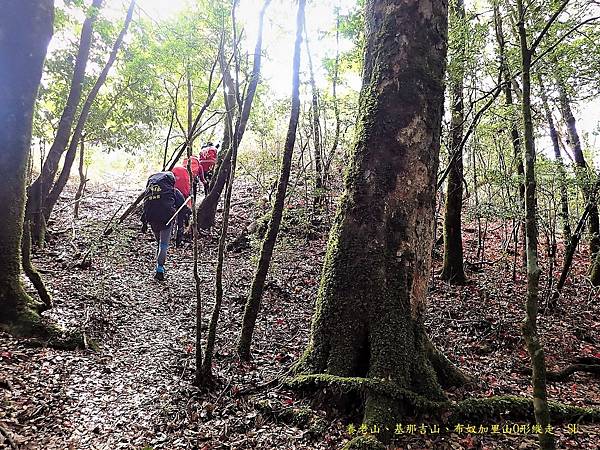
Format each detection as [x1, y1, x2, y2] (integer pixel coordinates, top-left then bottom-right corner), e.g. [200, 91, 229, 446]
[1, 282, 84, 350]
[21, 220, 53, 310]
[518, 358, 600, 382]
[451, 395, 600, 423]
[285, 374, 600, 424]
[285, 374, 445, 412]
[23, 330, 86, 351]
[425, 339, 471, 388]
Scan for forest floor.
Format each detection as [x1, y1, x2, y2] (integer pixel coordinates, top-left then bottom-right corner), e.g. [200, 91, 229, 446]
[1, 177, 599, 450]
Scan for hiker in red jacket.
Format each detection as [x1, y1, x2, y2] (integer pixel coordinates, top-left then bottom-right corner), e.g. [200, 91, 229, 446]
[172, 156, 200, 200]
[169, 144, 218, 245]
[198, 143, 218, 192]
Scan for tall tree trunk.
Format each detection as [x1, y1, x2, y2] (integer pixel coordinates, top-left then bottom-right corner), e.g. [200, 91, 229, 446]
[200, 75, 237, 384]
[44, 0, 135, 219]
[441, 0, 466, 285]
[26, 0, 104, 244]
[553, 58, 599, 257]
[237, 0, 305, 361]
[0, 0, 54, 335]
[187, 66, 193, 154]
[538, 75, 571, 242]
[516, 2, 556, 448]
[304, 27, 324, 208]
[196, 0, 271, 230]
[207, 71, 235, 193]
[294, 0, 451, 443]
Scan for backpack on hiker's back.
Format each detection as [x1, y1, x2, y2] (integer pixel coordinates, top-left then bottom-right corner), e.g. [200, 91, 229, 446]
[142, 171, 176, 228]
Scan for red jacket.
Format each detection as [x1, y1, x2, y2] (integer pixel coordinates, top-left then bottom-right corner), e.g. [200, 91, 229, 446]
[199, 146, 217, 174]
[171, 165, 192, 198]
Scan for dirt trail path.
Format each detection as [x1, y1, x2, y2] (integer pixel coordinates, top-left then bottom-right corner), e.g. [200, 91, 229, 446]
[1, 189, 205, 449]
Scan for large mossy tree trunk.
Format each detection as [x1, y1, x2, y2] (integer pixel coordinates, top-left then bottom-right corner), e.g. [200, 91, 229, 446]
[26, 0, 104, 245]
[440, 0, 466, 285]
[0, 0, 54, 335]
[295, 0, 450, 442]
[237, 0, 305, 361]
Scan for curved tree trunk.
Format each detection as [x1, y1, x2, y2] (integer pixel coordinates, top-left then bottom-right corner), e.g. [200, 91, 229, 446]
[237, 0, 305, 361]
[0, 0, 54, 335]
[295, 0, 450, 443]
[196, 65, 235, 229]
[25, 0, 104, 244]
[21, 220, 53, 310]
[198, 0, 273, 383]
[196, 1, 270, 230]
[441, 0, 466, 285]
[44, 0, 136, 220]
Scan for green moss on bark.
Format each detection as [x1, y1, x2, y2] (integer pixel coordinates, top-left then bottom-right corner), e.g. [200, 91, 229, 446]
[0, 279, 48, 336]
[342, 435, 386, 450]
[21, 220, 52, 309]
[450, 395, 600, 423]
[294, 0, 451, 444]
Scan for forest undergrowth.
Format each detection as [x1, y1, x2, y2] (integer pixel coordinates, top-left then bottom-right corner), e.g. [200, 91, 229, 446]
[1, 178, 599, 450]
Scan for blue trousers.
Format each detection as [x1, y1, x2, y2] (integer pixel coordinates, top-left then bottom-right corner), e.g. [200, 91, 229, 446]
[150, 222, 173, 268]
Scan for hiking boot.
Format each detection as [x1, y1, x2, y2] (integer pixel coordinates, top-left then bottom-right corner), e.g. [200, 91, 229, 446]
[154, 266, 166, 281]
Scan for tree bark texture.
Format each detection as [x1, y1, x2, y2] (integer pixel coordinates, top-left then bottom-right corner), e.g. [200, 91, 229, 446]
[296, 0, 449, 440]
[26, 0, 104, 244]
[441, 0, 466, 285]
[237, 0, 305, 361]
[0, 0, 54, 334]
[516, 3, 556, 448]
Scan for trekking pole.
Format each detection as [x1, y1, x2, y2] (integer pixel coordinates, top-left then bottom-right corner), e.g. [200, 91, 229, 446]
[166, 196, 192, 226]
